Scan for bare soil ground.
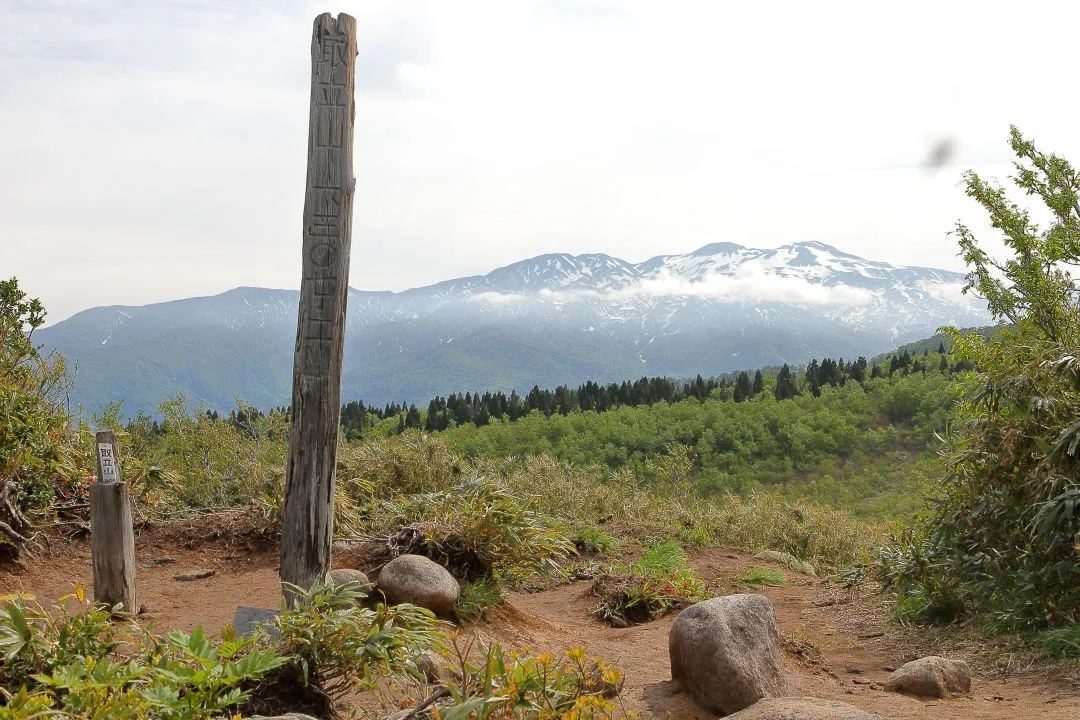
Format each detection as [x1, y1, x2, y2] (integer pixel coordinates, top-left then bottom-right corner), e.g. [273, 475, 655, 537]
[2, 523, 1078, 719]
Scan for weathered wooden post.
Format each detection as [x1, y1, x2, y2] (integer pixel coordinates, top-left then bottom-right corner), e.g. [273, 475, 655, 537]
[280, 12, 357, 601]
[89, 430, 137, 612]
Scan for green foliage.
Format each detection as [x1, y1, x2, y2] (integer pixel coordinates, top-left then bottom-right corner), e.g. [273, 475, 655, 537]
[565, 524, 619, 555]
[455, 576, 504, 624]
[1036, 623, 1080, 660]
[0, 582, 448, 719]
[0, 590, 287, 720]
[265, 578, 444, 707]
[127, 396, 288, 513]
[375, 476, 574, 580]
[0, 279, 81, 550]
[441, 370, 958, 520]
[591, 541, 710, 625]
[439, 641, 622, 720]
[734, 567, 788, 590]
[886, 127, 1080, 629]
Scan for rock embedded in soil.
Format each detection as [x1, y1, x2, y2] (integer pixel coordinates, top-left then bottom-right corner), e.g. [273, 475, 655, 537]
[329, 568, 370, 590]
[174, 569, 215, 581]
[669, 593, 789, 715]
[233, 606, 280, 638]
[377, 554, 460, 617]
[884, 656, 971, 698]
[724, 696, 895, 719]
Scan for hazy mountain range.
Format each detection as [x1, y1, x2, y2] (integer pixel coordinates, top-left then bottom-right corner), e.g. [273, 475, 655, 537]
[39, 241, 990, 416]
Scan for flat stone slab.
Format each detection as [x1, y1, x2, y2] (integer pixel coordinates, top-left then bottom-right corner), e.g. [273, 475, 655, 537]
[233, 606, 280, 638]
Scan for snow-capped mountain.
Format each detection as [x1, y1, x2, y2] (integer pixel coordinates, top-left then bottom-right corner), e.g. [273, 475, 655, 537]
[38, 242, 990, 415]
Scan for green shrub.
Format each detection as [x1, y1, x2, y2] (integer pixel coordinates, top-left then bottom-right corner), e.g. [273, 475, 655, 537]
[375, 476, 573, 580]
[0, 581, 446, 720]
[455, 576, 504, 624]
[439, 641, 622, 720]
[590, 541, 709, 626]
[734, 567, 788, 590]
[0, 278, 83, 557]
[0, 590, 286, 720]
[254, 577, 444, 715]
[1036, 623, 1080, 660]
[884, 128, 1080, 630]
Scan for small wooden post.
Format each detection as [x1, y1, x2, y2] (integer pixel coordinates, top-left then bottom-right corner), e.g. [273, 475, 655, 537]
[89, 431, 137, 613]
[280, 12, 357, 601]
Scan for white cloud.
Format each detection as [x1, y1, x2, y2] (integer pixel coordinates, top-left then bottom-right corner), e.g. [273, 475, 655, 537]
[625, 265, 877, 306]
[3, 0, 1076, 323]
[469, 262, 877, 307]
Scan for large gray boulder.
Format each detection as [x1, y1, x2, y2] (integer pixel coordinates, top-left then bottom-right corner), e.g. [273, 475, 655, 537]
[884, 656, 971, 698]
[724, 697, 894, 719]
[669, 594, 788, 715]
[377, 554, 460, 617]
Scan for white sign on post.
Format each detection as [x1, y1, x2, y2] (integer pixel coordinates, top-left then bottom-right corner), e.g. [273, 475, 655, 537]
[97, 443, 119, 483]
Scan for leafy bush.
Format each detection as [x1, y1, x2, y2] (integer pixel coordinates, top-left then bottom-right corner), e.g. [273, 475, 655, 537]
[455, 576, 504, 624]
[247, 578, 444, 716]
[0, 590, 286, 719]
[0, 278, 82, 557]
[376, 476, 573, 580]
[590, 541, 709, 626]
[438, 641, 623, 720]
[1036, 623, 1080, 660]
[0, 582, 446, 720]
[734, 567, 788, 590]
[884, 128, 1080, 629]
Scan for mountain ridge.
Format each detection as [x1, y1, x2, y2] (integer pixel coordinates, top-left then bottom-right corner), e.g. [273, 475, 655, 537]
[38, 241, 989, 415]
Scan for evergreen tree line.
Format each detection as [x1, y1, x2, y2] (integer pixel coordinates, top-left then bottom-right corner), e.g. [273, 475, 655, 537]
[340, 346, 964, 438]
[122, 346, 964, 441]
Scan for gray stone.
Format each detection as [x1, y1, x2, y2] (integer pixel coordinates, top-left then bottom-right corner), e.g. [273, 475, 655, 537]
[669, 594, 788, 715]
[378, 554, 460, 617]
[755, 549, 816, 576]
[174, 569, 215, 581]
[884, 656, 971, 698]
[232, 606, 280, 639]
[725, 697, 894, 719]
[330, 568, 371, 589]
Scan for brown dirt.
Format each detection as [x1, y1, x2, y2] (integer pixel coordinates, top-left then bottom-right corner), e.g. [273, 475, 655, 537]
[2, 527, 1078, 719]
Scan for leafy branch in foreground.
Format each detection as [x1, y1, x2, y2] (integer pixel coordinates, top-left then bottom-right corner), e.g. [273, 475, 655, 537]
[883, 127, 1080, 629]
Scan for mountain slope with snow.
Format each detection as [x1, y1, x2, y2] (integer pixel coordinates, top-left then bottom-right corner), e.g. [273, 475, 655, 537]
[39, 241, 989, 415]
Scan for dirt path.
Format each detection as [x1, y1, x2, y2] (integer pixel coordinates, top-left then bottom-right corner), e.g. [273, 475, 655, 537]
[495, 549, 1080, 719]
[1, 533, 1077, 719]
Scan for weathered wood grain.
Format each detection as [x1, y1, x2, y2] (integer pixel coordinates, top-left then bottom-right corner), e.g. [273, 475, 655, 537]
[280, 12, 357, 601]
[89, 482, 136, 613]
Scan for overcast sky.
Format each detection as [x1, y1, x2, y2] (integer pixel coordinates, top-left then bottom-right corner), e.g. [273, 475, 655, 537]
[3, 0, 1077, 323]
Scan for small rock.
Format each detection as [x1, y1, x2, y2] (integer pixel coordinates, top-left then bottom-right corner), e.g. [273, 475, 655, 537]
[608, 615, 629, 628]
[378, 554, 459, 617]
[881, 665, 897, 672]
[414, 650, 444, 682]
[329, 568, 371, 589]
[669, 594, 788, 715]
[724, 696, 895, 719]
[884, 656, 971, 698]
[755, 549, 817, 576]
[233, 606, 280, 639]
[174, 569, 215, 581]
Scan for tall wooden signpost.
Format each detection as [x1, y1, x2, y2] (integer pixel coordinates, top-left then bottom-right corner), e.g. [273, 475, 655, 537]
[280, 12, 357, 601]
